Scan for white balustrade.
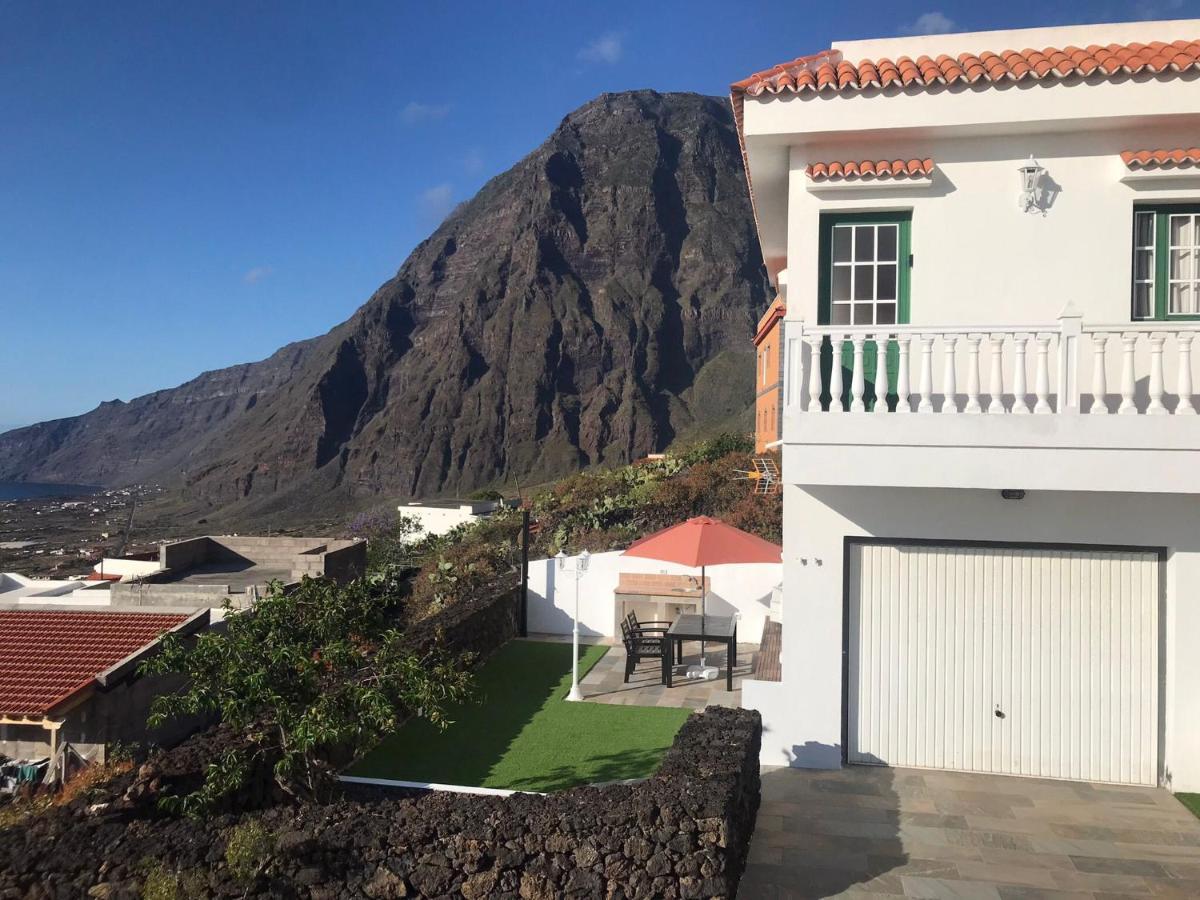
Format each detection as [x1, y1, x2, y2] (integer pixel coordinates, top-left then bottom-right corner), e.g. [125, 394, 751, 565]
[1011, 335, 1030, 414]
[793, 320, 1200, 419]
[941, 336, 958, 414]
[1034, 336, 1053, 414]
[917, 336, 935, 413]
[874, 338, 889, 414]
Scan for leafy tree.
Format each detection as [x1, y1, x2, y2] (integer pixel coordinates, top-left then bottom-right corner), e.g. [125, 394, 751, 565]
[345, 510, 422, 575]
[142, 576, 474, 812]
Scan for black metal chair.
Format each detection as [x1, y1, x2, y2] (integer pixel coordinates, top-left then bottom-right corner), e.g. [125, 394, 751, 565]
[625, 610, 681, 664]
[619, 618, 669, 684]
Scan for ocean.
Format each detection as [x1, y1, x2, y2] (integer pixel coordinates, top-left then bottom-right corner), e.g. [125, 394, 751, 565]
[0, 481, 101, 502]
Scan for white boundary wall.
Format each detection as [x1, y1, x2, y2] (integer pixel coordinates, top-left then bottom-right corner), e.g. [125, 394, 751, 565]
[526, 550, 781, 641]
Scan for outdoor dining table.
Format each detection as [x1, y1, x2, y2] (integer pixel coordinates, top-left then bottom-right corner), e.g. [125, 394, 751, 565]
[664, 614, 737, 692]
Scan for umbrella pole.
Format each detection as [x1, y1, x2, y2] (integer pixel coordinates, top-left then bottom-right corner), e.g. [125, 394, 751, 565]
[699, 564, 707, 666]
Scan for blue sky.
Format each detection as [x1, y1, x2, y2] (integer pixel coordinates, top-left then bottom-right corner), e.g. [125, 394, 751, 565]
[0, 0, 1193, 429]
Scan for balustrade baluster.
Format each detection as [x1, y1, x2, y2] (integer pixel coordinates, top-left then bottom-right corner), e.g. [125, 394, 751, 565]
[1147, 333, 1167, 415]
[1118, 333, 1138, 414]
[1089, 334, 1109, 415]
[1177, 333, 1196, 415]
[807, 334, 823, 412]
[828, 335, 845, 413]
[917, 336, 935, 413]
[1011, 335, 1030, 414]
[850, 335, 867, 412]
[941, 335, 958, 414]
[874, 335, 890, 414]
[964, 336, 983, 413]
[1034, 335, 1053, 413]
[895, 337, 912, 413]
[987, 335, 1006, 414]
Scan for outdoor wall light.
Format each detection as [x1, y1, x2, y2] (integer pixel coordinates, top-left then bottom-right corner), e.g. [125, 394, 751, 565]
[1018, 156, 1046, 214]
[1001, 489, 1026, 500]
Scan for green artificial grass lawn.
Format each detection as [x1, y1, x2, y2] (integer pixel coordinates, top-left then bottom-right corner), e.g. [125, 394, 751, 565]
[349, 640, 691, 792]
[1177, 793, 1200, 819]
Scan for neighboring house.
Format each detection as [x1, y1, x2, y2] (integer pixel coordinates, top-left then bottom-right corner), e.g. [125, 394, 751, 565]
[398, 499, 514, 541]
[0, 608, 208, 766]
[754, 297, 786, 452]
[108, 535, 367, 610]
[0, 573, 112, 606]
[732, 20, 1200, 791]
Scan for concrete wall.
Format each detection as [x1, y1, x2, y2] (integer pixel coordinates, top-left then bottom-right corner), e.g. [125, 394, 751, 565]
[526, 550, 781, 641]
[321, 540, 367, 584]
[159, 537, 213, 572]
[750, 484, 1200, 792]
[111, 582, 232, 608]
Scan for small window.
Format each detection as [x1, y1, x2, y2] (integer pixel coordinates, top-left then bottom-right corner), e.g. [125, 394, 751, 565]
[1132, 205, 1200, 320]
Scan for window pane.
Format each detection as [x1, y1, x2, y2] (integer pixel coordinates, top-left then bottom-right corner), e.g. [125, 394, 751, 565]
[832, 302, 852, 324]
[1135, 249, 1153, 281]
[1134, 283, 1152, 318]
[1170, 283, 1193, 315]
[1170, 214, 1193, 248]
[853, 265, 875, 300]
[878, 264, 897, 300]
[853, 303, 873, 325]
[831, 265, 851, 301]
[877, 226, 898, 261]
[1171, 249, 1193, 282]
[1135, 212, 1155, 247]
[833, 227, 852, 262]
[876, 303, 897, 325]
[855, 226, 875, 261]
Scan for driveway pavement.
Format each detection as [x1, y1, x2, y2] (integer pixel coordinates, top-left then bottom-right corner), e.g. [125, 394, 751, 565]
[739, 765, 1200, 898]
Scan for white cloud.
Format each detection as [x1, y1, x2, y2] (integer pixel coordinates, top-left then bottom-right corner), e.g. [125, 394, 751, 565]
[419, 183, 456, 221]
[243, 266, 274, 285]
[577, 32, 623, 65]
[462, 148, 485, 175]
[897, 11, 956, 36]
[401, 101, 450, 125]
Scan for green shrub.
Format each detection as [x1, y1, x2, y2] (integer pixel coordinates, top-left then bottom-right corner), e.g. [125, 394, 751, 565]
[225, 819, 276, 884]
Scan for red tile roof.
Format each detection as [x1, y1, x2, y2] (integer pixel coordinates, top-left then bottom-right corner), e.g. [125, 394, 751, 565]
[732, 40, 1200, 98]
[1121, 148, 1200, 169]
[807, 158, 934, 181]
[0, 610, 190, 717]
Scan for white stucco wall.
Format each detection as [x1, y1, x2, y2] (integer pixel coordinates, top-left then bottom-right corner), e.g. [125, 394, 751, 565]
[752, 484, 1200, 792]
[398, 504, 493, 541]
[525, 550, 781, 641]
[781, 128, 1200, 331]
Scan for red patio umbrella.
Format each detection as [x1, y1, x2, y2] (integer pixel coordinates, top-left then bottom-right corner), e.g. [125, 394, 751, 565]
[622, 516, 781, 676]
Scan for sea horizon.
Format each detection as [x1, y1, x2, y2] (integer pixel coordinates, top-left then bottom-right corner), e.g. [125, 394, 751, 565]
[0, 481, 101, 502]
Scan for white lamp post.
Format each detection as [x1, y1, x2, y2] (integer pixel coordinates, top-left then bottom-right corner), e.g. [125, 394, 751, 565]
[556, 548, 590, 701]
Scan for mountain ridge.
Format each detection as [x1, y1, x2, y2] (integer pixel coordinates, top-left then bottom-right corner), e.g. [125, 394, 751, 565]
[0, 90, 770, 522]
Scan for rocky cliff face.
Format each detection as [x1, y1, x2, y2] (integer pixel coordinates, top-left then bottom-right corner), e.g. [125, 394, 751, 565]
[0, 91, 770, 520]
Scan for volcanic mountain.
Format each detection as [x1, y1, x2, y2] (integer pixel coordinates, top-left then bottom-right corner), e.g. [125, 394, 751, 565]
[0, 90, 770, 522]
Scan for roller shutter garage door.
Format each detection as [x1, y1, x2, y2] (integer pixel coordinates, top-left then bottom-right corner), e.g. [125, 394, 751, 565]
[847, 543, 1160, 785]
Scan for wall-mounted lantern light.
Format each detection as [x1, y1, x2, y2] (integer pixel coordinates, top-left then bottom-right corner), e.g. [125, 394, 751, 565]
[1018, 156, 1047, 214]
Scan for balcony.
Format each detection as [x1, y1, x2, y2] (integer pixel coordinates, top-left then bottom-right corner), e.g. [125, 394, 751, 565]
[782, 313, 1200, 494]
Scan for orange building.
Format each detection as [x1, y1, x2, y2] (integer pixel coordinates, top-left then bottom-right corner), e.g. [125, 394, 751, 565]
[753, 297, 786, 453]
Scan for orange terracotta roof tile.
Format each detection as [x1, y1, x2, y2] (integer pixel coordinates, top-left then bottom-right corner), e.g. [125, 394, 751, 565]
[0, 610, 191, 716]
[806, 157, 934, 181]
[732, 39, 1200, 99]
[1121, 148, 1200, 169]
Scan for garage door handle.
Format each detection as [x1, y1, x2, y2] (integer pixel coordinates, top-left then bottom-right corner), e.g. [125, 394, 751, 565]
[994, 705, 1006, 720]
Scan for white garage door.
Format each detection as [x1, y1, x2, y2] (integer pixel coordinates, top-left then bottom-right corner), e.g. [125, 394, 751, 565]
[847, 543, 1160, 785]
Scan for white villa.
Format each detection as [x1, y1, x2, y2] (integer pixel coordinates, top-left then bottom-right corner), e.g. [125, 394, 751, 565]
[732, 20, 1200, 791]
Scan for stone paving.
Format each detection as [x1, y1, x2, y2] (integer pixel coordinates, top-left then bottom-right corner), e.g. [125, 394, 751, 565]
[739, 764, 1200, 899]
[578, 640, 759, 709]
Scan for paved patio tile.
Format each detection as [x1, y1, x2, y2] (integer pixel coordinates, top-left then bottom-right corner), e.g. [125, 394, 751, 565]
[576, 640, 759, 709]
[739, 766, 1200, 898]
